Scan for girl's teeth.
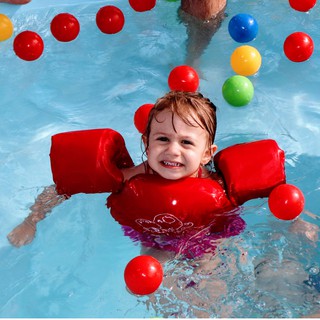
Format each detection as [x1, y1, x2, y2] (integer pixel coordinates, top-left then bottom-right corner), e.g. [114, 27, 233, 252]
[163, 161, 181, 167]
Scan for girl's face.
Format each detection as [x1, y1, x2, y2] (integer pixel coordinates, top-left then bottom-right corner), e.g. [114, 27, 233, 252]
[144, 110, 217, 180]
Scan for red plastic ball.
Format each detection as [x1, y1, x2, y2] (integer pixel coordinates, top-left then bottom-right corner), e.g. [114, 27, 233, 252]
[129, 0, 156, 12]
[134, 103, 154, 134]
[289, 0, 316, 12]
[124, 255, 163, 295]
[50, 13, 80, 42]
[168, 65, 199, 92]
[13, 31, 44, 61]
[268, 184, 305, 220]
[96, 6, 125, 34]
[283, 32, 314, 62]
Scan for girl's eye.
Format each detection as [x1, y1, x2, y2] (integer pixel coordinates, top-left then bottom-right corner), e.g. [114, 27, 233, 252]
[182, 140, 193, 145]
[157, 136, 169, 142]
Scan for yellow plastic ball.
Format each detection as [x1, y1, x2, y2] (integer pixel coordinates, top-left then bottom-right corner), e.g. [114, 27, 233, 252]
[230, 45, 262, 76]
[0, 14, 14, 42]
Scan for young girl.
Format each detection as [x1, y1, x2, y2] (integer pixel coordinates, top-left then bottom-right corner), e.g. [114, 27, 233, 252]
[7, 90, 231, 249]
[7, 89, 286, 265]
[115, 91, 246, 258]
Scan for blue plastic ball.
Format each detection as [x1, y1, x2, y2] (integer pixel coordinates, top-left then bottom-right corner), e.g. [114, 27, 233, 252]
[228, 13, 258, 43]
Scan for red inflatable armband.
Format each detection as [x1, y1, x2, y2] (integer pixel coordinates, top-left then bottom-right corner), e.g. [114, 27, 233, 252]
[214, 139, 286, 206]
[107, 174, 235, 236]
[50, 128, 134, 196]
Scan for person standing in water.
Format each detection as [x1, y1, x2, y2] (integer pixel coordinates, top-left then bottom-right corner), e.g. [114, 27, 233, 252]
[0, 0, 30, 4]
[179, 0, 227, 67]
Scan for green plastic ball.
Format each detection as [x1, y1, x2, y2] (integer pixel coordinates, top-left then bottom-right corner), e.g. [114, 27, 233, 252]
[222, 75, 254, 107]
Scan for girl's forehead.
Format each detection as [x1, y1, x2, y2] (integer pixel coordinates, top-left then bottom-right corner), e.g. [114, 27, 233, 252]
[150, 110, 208, 138]
[152, 109, 200, 127]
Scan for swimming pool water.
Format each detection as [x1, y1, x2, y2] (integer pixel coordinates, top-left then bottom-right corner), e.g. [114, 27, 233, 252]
[1, 0, 320, 317]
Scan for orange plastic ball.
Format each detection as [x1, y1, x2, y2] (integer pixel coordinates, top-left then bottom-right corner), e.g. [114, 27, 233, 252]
[230, 45, 262, 76]
[0, 14, 14, 42]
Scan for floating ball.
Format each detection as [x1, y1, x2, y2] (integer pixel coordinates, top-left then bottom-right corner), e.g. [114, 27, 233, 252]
[13, 31, 44, 61]
[230, 45, 262, 76]
[50, 13, 80, 42]
[228, 13, 258, 43]
[0, 14, 14, 42]
[134, 103, 154, 134]
[124, 255, 163, 295]
[96, 5, 125, 34]
[129, 0, 156, 12]
[289, 0, 316, 12]
[283, 32, 314, 62]
[168, 65, 199, 92]
[268, 184, 305, 220]
[222, 75, 254, 107]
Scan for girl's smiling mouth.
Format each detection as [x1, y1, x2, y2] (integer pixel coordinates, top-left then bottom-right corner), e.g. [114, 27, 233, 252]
[161, 161, 183, 168]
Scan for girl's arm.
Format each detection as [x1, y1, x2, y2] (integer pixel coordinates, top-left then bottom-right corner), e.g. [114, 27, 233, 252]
[7, 185, 67, 247]
[8, 129, 135, 247]
[7, 161, 145, 248]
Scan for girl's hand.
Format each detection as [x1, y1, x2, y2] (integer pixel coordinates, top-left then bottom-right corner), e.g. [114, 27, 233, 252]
[7, 217, 36, 247]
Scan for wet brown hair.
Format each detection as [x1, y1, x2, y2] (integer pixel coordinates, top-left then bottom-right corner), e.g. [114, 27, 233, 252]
[143, 91, 217, 148]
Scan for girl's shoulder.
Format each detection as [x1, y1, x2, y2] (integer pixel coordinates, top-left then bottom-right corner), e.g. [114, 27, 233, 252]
[121, 162, 147, 181]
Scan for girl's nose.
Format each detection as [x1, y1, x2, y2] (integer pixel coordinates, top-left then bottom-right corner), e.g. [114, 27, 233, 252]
[165, 142, 180, 156]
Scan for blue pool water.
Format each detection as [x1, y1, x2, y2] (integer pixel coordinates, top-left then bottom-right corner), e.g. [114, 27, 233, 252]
[1, 0, 320, 317]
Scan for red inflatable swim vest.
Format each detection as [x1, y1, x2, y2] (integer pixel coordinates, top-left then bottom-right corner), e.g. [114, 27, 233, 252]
[107, 139, 286, 236]
[107, 174, 235, 237]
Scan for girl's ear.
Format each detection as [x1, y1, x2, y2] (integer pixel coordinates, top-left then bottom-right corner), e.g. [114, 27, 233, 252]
[211, 144, 218, 155]
[201, 144, 217, 165]
[142, 135, 148, 150]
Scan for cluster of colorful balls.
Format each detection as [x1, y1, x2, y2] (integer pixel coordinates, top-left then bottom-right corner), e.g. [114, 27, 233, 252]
[222, 13, 260, 107]
[221, 13, 306, 220]
[283, 0, 316, 62]
[0, 0, 156, 61]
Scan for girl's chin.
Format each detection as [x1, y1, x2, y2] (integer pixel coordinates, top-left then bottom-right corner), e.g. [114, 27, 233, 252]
[155, 169, 189, 181]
